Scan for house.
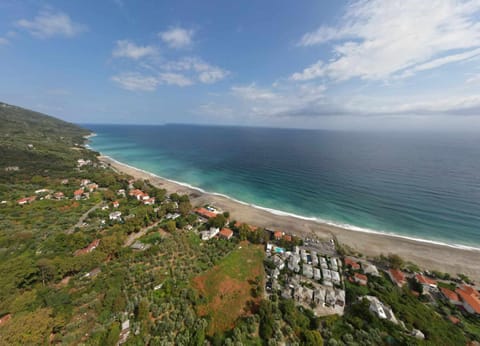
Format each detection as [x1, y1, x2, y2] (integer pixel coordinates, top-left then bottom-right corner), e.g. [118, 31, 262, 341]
[74, 239, 100, 256]
[440, 287, 462, 305]
[219, 228, 234, 240]
[143, 197, 155, 205]
[365, 296, 398, 324]
[35, 188, 49, 194]
[109, 211, 122, 221]
[456, 285, 480, 314]
[118, 319, 130, 345]
[117, 189, 126, 197]
[86, 183, 98, 192]
[303, 264, 314, 279]
[17, 196, 36, 205]
[344, 258, 361, 270]
[113, 200, 120, 208]
[61, 179, 69, 185]
[80, 179, 91, 186]
[354, 273, 368, 286]
[195, 207, 217, 219]
[388, 269, 407, 287]
[415, 274, 437, 293]
[273, 231, 283, 240]
[74, 189, 84, 200]
[283, 234, 292, 242]
[129, 189, 147, 200]
[363, 263, 379, 276]
[200, 227, 219, 241]
[53, 192, 64, 200]
[331, 271, 341, 285]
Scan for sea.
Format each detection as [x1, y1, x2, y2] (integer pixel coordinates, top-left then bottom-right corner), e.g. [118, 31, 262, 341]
[86, 124, 480, 249]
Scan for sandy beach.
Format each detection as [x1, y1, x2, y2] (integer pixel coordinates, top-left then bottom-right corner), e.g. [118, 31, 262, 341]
[100, 155, 480, 281]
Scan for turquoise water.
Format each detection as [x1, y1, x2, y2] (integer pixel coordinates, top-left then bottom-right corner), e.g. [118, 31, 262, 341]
[87, 124, 480, 248]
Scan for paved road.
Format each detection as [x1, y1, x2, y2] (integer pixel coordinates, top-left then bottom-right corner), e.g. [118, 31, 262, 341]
[66, 202, 103, 234]
[123, 220, 165, 247]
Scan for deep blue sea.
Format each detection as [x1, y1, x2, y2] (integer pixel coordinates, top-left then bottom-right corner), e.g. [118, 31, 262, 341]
[87, 124, 480, 248]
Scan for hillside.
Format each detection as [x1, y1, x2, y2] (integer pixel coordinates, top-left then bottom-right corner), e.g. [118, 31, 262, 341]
[0, 102, 95, 180]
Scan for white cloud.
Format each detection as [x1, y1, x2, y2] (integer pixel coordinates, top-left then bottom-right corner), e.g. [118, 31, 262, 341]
[294, 0, 480, 81]
[16, 10, 87, 38]
[290, 60, 325, 81]
[159, 72, 193, 86]
[112, 40, 157, 60]
[0, 37, 8, 45]
[111, 73, 159, 91]
[159, 27, 194, 48]
[163, 57, 229, 83]
[231, 84, 277, 100]
[466, 73, 480, 83]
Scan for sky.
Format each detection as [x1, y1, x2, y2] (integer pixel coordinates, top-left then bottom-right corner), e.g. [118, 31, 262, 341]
[1, 0, 480, 131]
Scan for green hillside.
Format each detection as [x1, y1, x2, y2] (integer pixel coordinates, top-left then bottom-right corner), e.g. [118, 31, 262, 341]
[0, 102, 95, 181]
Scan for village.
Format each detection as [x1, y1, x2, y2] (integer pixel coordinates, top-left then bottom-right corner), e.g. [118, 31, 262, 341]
[6, 156, 480, 344]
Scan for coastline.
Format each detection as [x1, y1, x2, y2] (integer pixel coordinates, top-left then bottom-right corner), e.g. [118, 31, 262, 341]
[98, 154, 480, 280]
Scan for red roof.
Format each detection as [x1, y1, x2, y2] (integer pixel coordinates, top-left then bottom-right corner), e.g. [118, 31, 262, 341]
[75, 239, 100, 256]
[354, 273, 368, 284]
[448, 315, 460, 324]
[74, 189, 84, 196]
[195, 207, 217, 219]
[273, 231, 283, 239]
[456, 286, 480, 313]
[219, 228, 233, 239]
[0, 314, 11, 325]
[440, 287, 460, 302]
[415, 274, 437, 286]
[389, 269, 406, 285]
[18, 196, 36, 204]
[283, 234, 292, 242]
[344, 258, 360, 270]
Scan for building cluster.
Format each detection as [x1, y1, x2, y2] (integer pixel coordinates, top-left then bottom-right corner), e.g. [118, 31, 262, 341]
[265, 241, 346, 316]
[129, 188, 155, 205]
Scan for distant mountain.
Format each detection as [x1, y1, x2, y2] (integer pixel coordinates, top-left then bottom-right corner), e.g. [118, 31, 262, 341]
[0, 102, 94, 180]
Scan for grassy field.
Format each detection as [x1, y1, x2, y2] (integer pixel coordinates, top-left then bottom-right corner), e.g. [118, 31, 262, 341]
[192, 241, 264, 335]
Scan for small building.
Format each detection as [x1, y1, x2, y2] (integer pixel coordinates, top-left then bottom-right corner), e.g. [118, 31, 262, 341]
[200, 227, 219, 241]
[109, 211, 122, 221]
[363, 263, 380, 276]
[86, 183, 98, 192]
[273, 231, 283, 240]
[456, 285, 480, 314]
[17, 196, 36, 205]
[0, 314, 12, 325]
[440, 287, 461, 306]
[74, 189, 84, 200]
[388, 269, 407, 287]
[219, 228, 234, 240]
[53, 192, 65, 200]
[80, 179, 91, 186]
[143, 197, 155, 205]
[303, 264, 314, 279]
[195, 207, 217, 219]
[331, 271, 341, 285]
[117, 189, 126, 197]
[415, 274, 437, 294]
[113, 201, 120, 208]
[354, 273, 368, 286]
[344, 258, 360, 270]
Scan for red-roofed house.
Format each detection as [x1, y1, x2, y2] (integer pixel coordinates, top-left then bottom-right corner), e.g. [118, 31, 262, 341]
[17, 196, 36, 205]
[195, 207, 217, 219]
[219, 228, 234, 240]
[143, 197, 155, 205]
[53, 192, 65, 200]
[113, 200, 120, 208]
[344, 258, 360, 270]
[456, 285, 480, 314]
[129, 189, 146, 200]
[415, 274, 437, 294]
[74, 239, 100, 256]
[74, 189, 84, 200]
[273, 231, 283, 240]
[283, 234, 292, 242]
[388, 269, 406, 287]
[440, 287, 461, 305]
[86, 183, 98, 192]
[354, 273, 368, 286]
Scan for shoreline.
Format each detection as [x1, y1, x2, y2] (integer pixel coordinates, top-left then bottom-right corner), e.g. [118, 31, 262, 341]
[98, 154, 480, 280]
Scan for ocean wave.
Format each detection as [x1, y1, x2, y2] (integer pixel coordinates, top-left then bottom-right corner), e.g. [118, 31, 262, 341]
[98, 154, 480, 252]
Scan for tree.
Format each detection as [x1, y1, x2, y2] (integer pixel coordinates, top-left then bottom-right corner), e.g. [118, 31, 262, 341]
[302, 330, 323, 346]
[388, 254, 404, 269]
[209, 214, 227, 229]
[178, 200, 192, 216]
[165, 220, 176, 233]
[104, 322, 120, 346]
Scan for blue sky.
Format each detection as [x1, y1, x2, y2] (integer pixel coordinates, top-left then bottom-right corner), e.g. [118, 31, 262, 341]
[1, 0, 480, 130]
